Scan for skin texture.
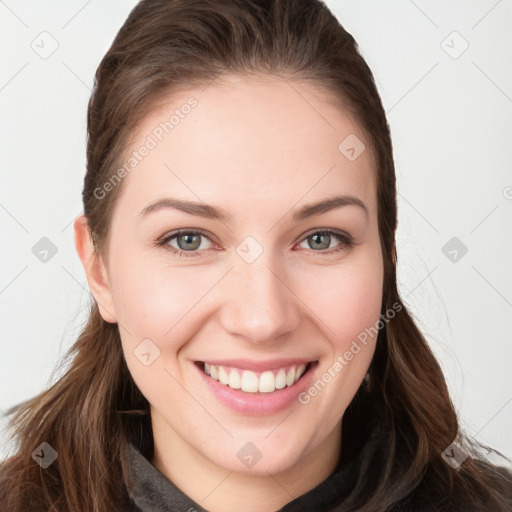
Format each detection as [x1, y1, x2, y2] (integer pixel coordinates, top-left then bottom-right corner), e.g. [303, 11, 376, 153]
[74, 75, 384, 512]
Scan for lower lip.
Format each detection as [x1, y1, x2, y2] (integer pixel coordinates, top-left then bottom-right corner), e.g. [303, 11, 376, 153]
[195, 361, 319, 415]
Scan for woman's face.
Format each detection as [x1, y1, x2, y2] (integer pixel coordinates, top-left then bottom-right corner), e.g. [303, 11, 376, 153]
[91, 75, 383, 476]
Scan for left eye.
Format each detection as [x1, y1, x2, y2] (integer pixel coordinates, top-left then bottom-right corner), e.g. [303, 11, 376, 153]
[157, 229, 353, 258]
[297, 231, 348, 252]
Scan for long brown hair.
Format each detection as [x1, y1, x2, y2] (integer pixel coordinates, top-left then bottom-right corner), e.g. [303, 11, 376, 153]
[1, 1, 510, 510]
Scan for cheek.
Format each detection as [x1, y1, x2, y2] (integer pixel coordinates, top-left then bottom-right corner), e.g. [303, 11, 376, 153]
[293, 254, 383, 428]
[110, 259, 198, 403]
[296, 251, 384, 349]
[106, 247, 177, 343]
[111, 243, 383, 342]
[113, 267, 192, 335]
[109, 254, 230, 376]
[110, 235, 383, 368]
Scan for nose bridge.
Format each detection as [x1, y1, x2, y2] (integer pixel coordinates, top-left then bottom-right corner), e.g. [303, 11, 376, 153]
[220, 236, 300, 343]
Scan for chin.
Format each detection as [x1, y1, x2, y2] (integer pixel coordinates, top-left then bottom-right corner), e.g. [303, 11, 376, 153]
[206, 431, 314, 477]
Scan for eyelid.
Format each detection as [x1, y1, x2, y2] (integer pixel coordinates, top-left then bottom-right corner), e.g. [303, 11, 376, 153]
[299, 227, 351, 242]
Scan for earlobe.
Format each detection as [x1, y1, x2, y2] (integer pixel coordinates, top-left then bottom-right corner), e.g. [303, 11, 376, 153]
[73, 215, 118, 323]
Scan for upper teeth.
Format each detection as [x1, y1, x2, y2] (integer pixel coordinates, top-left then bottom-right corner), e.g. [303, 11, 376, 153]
[204, 363, 308, 393]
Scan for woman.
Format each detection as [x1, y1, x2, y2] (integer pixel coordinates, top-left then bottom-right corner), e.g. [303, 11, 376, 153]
[1, 0, 511, 510]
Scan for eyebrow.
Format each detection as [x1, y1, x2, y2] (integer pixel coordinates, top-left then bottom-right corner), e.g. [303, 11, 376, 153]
[139, 195, 368, 222]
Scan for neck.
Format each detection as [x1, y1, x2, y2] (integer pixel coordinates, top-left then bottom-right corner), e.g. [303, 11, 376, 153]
[150, 410, 342, 512]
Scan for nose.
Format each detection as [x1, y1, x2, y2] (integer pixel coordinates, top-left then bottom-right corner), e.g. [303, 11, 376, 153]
[219, 246, 301, 346]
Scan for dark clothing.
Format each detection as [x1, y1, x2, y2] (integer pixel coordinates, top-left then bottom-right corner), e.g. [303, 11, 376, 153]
[121, 390, 512, 512]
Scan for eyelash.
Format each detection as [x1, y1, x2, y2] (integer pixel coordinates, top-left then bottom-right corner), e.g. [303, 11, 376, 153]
[155, 228, 354, 258]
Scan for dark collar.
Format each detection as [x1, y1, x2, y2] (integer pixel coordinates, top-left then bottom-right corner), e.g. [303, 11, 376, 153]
[124, 441, 209, 512]
[123, 389, 391, 512]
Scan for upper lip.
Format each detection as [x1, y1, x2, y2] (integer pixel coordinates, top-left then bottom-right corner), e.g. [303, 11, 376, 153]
[197, 358, 317, 372]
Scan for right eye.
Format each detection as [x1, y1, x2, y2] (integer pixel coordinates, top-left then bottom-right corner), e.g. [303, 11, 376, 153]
[156, 229, 215, 258]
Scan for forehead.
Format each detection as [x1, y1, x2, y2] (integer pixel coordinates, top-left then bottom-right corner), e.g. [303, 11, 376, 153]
[114, 74, 376, 223]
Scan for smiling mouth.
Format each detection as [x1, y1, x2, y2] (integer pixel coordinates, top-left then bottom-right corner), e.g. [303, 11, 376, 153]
[195, 360, 317, 394]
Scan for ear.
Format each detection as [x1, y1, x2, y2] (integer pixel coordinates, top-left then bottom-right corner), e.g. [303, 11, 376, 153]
[73, 215, 118, 323]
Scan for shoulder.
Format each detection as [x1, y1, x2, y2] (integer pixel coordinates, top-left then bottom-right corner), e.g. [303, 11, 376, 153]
[389, 461, 512, 512]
